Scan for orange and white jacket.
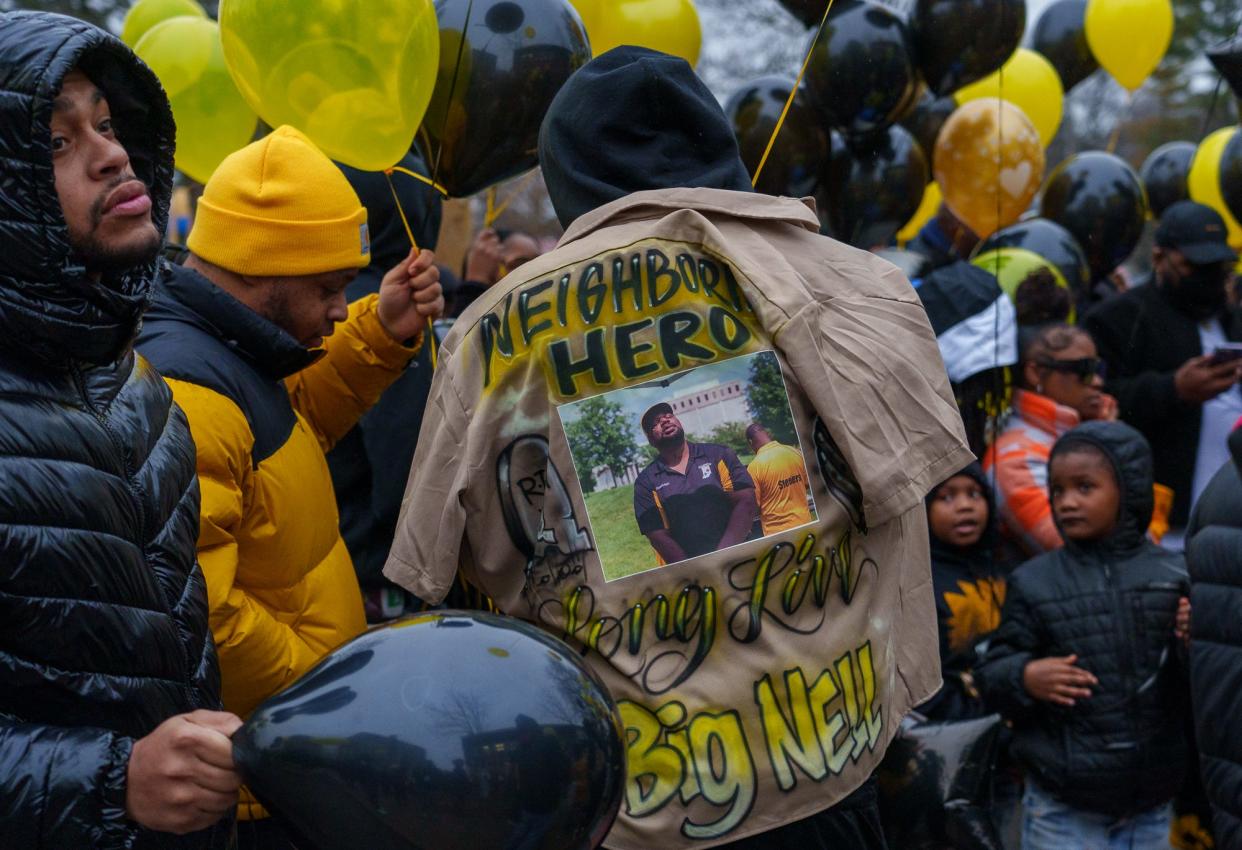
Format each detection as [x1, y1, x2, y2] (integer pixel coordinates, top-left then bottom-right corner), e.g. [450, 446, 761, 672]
[984, 389, 1080, 557]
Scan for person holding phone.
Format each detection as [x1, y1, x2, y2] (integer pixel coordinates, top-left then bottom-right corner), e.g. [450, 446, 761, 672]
[1085, 201, 1241, 549]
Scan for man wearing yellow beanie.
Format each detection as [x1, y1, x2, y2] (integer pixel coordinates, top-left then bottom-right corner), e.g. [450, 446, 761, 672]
[137, 125, 442, 849]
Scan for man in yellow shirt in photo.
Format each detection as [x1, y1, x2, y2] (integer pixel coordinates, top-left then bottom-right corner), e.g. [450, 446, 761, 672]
[746, 424, 815, 535]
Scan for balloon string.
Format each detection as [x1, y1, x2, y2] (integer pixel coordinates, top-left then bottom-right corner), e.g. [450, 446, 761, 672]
[1200, 75, 1225, 142]
[383, 169, 439, 371]
[484, 170, 539, 228]
[388, 165, 449, 198]
[431, 0, 477, 190]
[995, 63, 1004, 279]
[485, 186, 498, 228]
[751, 0, 838, 188]
[1107, 92, 1132, 154]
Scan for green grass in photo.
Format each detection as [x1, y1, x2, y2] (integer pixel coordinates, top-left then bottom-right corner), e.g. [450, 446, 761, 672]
[583, 484, 652, 581]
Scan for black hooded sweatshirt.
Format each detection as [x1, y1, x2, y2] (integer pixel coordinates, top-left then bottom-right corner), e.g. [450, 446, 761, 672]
[0, 11, 226, 849]
[326, 153, 442, 592]
[977, 421, 1190, 817]
[919, 463, 1006, 722]
[538, 45, 753, 229]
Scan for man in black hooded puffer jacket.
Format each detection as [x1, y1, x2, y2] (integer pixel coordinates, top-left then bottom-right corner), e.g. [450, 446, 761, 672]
[0, 12, 240, 849]
[977, 421, 1191, 844]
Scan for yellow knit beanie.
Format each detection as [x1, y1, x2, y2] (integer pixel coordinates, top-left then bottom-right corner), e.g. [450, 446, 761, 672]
[188, 125, 370, 276]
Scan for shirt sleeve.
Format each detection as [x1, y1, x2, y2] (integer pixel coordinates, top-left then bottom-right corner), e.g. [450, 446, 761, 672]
[723, 447, 755, 490]
[633, 471, 665, 535]
[383, 361, 471, 605]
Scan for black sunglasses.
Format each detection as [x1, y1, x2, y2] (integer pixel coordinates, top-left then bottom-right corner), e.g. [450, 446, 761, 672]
[1035, 356, 1106, 384]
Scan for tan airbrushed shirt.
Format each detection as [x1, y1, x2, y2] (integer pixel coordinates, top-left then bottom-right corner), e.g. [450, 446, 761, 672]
[384, 188, 973, 849]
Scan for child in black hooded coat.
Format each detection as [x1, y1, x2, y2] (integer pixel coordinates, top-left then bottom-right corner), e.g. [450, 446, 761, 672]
[919, 462, 1007, 721]
[977, 421, 1191, 849]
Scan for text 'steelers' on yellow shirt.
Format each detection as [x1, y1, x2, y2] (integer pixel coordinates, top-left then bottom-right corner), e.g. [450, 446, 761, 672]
[748, 441, 815, 535]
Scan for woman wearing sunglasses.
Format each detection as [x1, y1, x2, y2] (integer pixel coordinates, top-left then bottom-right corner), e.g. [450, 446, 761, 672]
[984, 324, 1117, 557]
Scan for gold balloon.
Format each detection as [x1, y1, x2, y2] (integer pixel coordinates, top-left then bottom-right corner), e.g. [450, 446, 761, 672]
[576, 0, 701, 66]
[120, 0, 206, 48]
[134, 17, 256, 184]
[954, 48, 1064, 147]
[934, 98, 1045, 239]
[1085, 0, 1173, 92]
[1189, 127, 1242, 252]
[219, 0, 440, 172]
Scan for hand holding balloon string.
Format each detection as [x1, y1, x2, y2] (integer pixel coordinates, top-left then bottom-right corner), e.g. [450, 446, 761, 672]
[378, 248, 444, 345]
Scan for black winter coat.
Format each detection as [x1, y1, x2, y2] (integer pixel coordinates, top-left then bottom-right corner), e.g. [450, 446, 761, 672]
[1186, 429, 1242, 849]
[977, 421, 1191, 817]
[1084, 279, 1242, 527]
[0, 13, 225, 849]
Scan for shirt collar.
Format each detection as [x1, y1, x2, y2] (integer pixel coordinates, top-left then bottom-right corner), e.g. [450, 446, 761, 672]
[559, 188, 821, 247]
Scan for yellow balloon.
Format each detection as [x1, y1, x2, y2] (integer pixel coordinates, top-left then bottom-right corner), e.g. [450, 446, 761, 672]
[934, 98, 1045, 240]
[1188, 127, 1242, 252]
[219, 0, 440, 172]
[1085, 0, 1173, 92]
[567, 0, 604, 49]
[897, 182, 941, 246]
[135, 18, 257, 184]
[581, 0, 701, 67]
[120, 0, 206, 48]
[972, 246, 1075, 323]
[954, 48, 1063, 147]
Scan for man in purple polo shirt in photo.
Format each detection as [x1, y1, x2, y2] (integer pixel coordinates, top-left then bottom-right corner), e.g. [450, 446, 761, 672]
[632, 402, 758, 564]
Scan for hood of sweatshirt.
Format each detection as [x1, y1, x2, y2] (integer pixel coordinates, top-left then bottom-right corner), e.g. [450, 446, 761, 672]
[537, 46, 753, 229]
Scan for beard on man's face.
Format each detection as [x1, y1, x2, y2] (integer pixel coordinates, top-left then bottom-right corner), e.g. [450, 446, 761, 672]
[260, 286, 302, 341]
[651, 426, 685, 452]
[67, 176, 160, 275]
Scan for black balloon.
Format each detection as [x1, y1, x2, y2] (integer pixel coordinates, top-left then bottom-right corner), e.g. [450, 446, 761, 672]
[1221, 131, 1242, 227]
[1039, 152, 1149, 281]
[233, 611, 626, 850]
[725, 76, 829, 197]
[1031, 0, 1098, 91]
[776, 0, 830, 26]
[900, 88, 956, 176]
[910, 0, 1025, 96]
[805, 0, 919, 138]
[1208, 34, 1242, 102]
[818, 125, 928, 247]
[877, 715, 1006, 850]
[975, 217, 1093, 296]
[416, 0, 592, 198]
[1139, 141, 1197, 219]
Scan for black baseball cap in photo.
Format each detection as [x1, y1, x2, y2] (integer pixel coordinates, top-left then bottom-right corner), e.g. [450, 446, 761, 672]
[641, 402, 674, 434]
[1155, 200, 1239, 265]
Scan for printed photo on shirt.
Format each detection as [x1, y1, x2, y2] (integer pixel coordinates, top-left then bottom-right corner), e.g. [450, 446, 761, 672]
[557, 350, 818, 582]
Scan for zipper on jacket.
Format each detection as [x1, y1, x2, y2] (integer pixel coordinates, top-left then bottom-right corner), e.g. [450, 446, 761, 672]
[72, 364, 200, 710]
[1104, 560, 1141, 797]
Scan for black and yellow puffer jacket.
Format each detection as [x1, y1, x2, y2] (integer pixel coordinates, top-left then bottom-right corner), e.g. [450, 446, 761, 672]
[138, 262, 418, 819]
[0, 11, 226, 849]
